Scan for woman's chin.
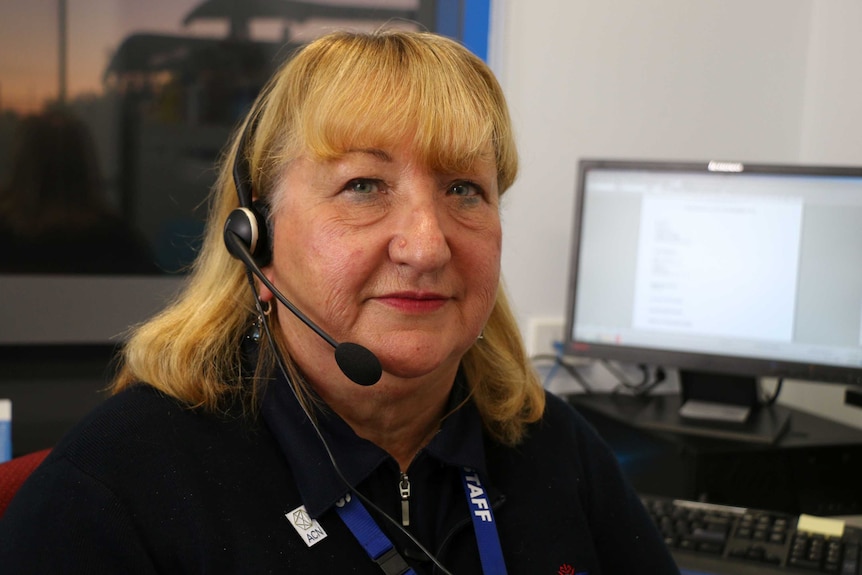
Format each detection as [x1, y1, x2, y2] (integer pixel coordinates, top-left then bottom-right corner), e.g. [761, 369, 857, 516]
[374, 348, 462, 381]
[357, 329, 475, 381]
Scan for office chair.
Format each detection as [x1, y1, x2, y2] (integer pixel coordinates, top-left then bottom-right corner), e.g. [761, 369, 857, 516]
[0, 448, 51, 517]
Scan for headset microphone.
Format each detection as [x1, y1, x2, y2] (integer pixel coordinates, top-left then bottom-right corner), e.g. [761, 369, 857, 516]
[224, 227, 383, 386]
[223, 112, 381, 386]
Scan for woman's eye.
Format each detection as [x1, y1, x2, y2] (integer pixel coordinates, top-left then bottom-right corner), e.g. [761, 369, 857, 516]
[345, 178, 380, 195]
[449, 181, 481, 197]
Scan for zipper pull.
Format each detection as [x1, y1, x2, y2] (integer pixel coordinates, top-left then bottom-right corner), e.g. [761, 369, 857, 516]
[399, 472, 411, 527]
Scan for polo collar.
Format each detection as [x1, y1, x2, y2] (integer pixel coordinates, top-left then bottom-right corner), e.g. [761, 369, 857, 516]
[260, 368, 488, 518]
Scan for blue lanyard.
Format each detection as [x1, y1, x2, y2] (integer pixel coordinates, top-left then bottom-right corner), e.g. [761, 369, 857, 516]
[335, 468, 507, 575]
[335, 493, 418, 575]
[460, 467, 508, 575]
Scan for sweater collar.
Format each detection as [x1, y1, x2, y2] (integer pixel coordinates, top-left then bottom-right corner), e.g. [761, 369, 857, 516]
[260, 367, 488, 518]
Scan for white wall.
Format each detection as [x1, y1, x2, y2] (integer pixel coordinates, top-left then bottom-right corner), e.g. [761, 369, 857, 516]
[800, 2, 862, 164]
[491, 0, 862, 428]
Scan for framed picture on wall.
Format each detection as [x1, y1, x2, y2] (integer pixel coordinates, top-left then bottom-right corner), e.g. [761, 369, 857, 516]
[0, 0, 492, 276]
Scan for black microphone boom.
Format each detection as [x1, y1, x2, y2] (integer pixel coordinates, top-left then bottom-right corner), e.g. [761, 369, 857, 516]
[224, 229, 382, 386]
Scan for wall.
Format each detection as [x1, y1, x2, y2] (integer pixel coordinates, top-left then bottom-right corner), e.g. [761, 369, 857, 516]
[491, 0, 862, 428]
[800, 2, 862, 164]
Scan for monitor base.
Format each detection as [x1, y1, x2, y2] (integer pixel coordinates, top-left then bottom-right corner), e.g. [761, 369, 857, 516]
[635, 393, 790, 444]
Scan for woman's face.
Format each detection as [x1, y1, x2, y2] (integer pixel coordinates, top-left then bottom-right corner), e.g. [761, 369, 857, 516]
[261, 139, 501, 382]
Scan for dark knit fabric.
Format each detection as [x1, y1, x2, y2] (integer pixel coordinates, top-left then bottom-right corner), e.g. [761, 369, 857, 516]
[0, 381, 678, 574]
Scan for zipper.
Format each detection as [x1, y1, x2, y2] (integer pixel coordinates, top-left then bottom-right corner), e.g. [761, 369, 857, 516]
[399, 472, 411, 527]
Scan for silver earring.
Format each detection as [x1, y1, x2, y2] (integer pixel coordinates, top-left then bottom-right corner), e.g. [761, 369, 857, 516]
[259, 299, 272, 316]
[247, 300, 272, 343]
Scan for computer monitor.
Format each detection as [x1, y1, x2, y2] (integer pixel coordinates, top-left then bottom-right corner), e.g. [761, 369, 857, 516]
[563, 159, 862, 443]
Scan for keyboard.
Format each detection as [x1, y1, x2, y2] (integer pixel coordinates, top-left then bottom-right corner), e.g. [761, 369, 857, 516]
[640, 494, 861, 575]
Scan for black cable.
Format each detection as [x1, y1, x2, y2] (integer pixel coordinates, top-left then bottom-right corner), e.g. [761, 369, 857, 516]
[245, 272, 455, 575]
[625, 366, 667, 397]
[602, 360, 647, 393]
[759, 378, 784, 407]
[604, 361, 668, 397]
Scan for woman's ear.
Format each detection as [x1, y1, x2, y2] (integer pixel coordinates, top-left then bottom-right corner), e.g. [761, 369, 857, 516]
[256, 267, 276, 303]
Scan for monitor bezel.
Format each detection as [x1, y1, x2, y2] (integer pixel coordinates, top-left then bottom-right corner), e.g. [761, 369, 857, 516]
[562, 158, 862, 387]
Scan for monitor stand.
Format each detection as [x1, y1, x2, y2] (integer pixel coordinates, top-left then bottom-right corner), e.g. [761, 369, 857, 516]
[634, 395, 791, 445]
[632, 370, 791, 444]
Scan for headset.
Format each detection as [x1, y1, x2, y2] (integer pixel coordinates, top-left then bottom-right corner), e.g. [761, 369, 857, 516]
[222, 111, 382, 387]
[223, 113, 272, 268]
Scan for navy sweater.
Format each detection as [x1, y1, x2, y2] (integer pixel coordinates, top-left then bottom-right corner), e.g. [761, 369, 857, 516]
[0, 383, 679, 574]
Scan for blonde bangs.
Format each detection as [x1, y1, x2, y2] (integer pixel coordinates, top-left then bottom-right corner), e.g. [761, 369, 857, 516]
[280, 31, 516, 191]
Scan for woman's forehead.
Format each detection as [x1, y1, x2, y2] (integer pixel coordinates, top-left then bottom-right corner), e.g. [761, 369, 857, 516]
[302, 122, 497, 173]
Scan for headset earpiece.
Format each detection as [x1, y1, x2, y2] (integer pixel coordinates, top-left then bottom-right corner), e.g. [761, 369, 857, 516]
[223, 205, 271, 266]
[224, 113, 272, 267]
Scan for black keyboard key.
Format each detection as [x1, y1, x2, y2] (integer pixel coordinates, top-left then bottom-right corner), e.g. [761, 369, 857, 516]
[698, 542, 724, 554]
[841, 543, 859, 575]
[692, 527, 728, 543]
[789, 556, 823, 570]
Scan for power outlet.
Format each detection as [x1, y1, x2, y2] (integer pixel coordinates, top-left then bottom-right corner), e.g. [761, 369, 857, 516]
[527, 317, 565, 358]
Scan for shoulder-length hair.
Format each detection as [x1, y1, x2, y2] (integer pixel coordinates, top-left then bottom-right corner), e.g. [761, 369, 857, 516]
[112, 30, 545, 446]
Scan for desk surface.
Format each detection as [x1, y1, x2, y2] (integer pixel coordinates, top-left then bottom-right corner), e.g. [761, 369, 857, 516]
[567, 392, 862, 517]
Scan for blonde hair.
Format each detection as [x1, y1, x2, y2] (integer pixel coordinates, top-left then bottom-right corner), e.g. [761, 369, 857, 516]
[112, 30, 545, 445]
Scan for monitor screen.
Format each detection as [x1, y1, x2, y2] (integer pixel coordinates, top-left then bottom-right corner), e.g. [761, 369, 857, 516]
[563, 159, 862, 389]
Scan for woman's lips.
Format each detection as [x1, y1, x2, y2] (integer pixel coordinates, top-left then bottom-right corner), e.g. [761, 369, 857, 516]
[375, 292, 449, 313]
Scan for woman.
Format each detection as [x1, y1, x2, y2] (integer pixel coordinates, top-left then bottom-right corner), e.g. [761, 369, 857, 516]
[0, 30, 679, 574]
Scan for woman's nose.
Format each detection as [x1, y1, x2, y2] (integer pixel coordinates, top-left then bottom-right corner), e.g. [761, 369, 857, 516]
[388, 197, 452, 272]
